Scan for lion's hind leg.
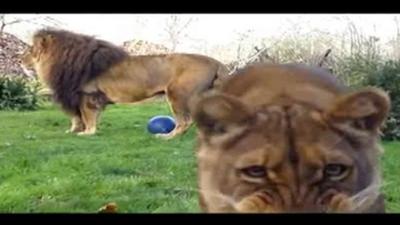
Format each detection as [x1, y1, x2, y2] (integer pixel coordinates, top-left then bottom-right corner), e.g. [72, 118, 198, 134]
[156, 85, 194, 140]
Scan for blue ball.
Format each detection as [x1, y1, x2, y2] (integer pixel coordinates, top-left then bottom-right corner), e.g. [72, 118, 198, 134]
[147, 115, 176, 134]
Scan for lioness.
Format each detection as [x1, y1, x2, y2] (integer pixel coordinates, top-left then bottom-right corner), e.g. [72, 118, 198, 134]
[191, 63, 389, 213]
[20, 28, 229, 138]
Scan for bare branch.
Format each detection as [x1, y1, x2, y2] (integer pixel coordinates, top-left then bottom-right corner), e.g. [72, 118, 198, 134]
[318, 48, 332, 67]
[163, 15, 195, 51]
[0, 15, 64, 36]
[175, 18, 193, 36]
[0, 14, 6, 35]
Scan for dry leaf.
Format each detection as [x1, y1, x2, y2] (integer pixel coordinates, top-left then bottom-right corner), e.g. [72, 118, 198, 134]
[98, 202, 118, 213]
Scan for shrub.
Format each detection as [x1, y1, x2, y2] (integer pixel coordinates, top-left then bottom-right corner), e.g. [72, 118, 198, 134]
[361, 60, 400, 140]
[0, 75, 42, 111]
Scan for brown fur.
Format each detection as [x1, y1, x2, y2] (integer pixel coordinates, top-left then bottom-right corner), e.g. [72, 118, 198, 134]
[21, 28, 229, 137]
[191, 63, 390, 213]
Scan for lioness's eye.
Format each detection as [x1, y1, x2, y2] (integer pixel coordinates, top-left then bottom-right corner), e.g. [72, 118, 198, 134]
[240, 166, 266, 178]
[324, 164, 350, 181]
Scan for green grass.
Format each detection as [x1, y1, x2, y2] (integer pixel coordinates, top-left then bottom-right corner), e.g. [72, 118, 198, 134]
[0, 101, 199, 213]
[0, 101, 399, 213]
[381, 142, 400, 213]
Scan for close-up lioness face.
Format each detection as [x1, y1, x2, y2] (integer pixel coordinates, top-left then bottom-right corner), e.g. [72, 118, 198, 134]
[192, 64, 390, 213]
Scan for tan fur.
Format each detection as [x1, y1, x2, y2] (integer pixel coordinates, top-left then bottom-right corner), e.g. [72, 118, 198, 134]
[20, 30, 229, 138]
[192, 63, 390, 213]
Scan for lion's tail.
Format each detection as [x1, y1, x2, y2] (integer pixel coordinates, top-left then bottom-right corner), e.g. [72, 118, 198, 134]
[188, 62, 231, 115]
[210, 62, 231, 90]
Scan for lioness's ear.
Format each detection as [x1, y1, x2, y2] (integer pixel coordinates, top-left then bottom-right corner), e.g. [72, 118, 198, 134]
[192, 93, 253, 135]
[326, 87, 390, 132]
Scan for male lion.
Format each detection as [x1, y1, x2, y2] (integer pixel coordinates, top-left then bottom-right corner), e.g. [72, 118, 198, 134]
[191, 63, 389, 213]
[20, 28, 229, 138]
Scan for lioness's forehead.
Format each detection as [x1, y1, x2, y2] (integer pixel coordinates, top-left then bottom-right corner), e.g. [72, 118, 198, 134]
[226, 104, 350, 162]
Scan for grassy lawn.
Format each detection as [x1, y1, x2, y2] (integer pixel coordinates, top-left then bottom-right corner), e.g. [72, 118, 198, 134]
[0, 101, 399, 213]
